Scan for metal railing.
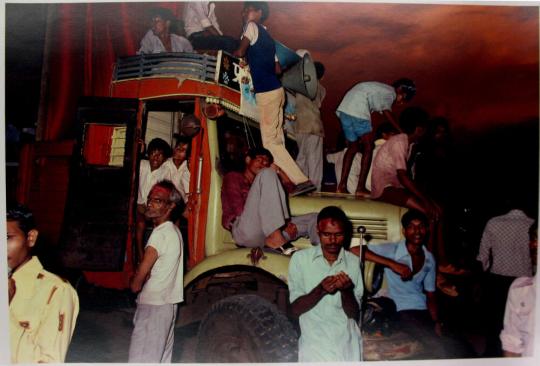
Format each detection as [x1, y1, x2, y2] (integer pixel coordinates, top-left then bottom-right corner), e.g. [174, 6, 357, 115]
[113, 52, 218, 81]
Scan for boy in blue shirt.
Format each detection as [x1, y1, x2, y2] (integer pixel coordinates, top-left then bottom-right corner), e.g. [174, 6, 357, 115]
[234, 2, 314, 196]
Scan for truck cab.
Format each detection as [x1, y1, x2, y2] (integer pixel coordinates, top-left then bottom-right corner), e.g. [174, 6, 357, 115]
[18, 51, 408, 362]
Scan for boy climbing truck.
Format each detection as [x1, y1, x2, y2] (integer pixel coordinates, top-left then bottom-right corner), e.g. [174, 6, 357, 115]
[17, 51, 408, 362]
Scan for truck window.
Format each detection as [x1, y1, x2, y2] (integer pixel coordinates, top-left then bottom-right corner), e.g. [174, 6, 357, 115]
[82, 123, 127, 167]
[216, 119, 253, 174]
[145, 111, 179, 148]
[143, 100, 195, 150]
[216, 115, 298, 174]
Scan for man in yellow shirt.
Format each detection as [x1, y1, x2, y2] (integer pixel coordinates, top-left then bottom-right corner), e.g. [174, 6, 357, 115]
[7, 204, 79, 363]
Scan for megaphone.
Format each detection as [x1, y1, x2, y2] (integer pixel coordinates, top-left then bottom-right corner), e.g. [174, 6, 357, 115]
[281, 53, 318, 100]
[275, 41, 301, 69]
[274, 40, 318, 100]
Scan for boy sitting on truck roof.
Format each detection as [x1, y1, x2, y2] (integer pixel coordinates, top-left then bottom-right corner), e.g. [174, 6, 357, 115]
[136, 138, 172, 264]
[233, 1, 315, 196]
[221, 147, 319, 255]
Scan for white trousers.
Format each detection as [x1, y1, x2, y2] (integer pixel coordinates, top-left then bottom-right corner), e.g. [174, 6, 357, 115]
[128, 303, 178, 363]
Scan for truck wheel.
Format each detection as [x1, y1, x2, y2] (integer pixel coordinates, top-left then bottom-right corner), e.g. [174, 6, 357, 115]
[196, 294, 298, 363]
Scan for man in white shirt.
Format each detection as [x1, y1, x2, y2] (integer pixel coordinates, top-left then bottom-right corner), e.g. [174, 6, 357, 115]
[335, 79, 415, 197]
[128, 180, 184, 363]
[183, 1, 239, 53]
[164, 135, 191, 203]
[326, 122, 397, 194]
[477, 201, 534, 356]
[500, 221, 537, 357]
[136, 138, 172, 264]
[138, 7, 193, 54]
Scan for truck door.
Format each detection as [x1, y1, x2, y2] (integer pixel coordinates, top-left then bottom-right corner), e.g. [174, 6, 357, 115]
[59, 97, 139, 271]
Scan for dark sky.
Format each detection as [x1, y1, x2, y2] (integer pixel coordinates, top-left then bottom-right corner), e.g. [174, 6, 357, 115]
[222, 2, 539, 143]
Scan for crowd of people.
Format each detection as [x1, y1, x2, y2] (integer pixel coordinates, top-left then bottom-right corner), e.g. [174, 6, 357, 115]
[6, 1, 537, 363]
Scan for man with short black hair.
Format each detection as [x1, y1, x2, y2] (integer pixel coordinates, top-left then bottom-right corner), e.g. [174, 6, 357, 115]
[288, 206, 363, 362]
[371, 107, 460, 292]
[477, 199, 535, 356]
[364, 210, 449, 358]
[135, 137, 173, 263]
[221, 147, 318, 255]
[138, 7, 193, 54]
[7, 204, 79, 363]
[234, 2, 315, 194]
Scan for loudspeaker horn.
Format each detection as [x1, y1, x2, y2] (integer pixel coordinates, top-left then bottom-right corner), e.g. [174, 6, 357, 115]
[275, 41, 301, 69]
[281, 53, 318, 100]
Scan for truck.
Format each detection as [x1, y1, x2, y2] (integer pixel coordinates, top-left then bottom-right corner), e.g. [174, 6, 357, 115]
[16, 51, 408, 362]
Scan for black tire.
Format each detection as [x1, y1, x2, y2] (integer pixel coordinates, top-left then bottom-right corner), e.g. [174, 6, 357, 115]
[196, 294, 298, 363]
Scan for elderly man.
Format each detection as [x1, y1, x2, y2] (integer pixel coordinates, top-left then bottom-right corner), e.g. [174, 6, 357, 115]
[128, 180, 184, 363]
[221, 147, 318, 255]
[288, 206, 363, 362]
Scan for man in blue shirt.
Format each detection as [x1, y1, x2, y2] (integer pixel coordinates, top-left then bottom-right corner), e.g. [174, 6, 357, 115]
[288, 206, 363, 361]
[364, 209, 449, 358]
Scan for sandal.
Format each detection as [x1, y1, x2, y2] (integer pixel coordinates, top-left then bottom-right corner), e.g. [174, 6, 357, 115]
[265, 242, 298, 256]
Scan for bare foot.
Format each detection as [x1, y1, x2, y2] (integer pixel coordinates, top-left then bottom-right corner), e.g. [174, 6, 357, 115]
[264, 229, 288, 249]
[283, 222, 298, 241]
[355, 189, 371, 198]
[336, 184, 349, 194]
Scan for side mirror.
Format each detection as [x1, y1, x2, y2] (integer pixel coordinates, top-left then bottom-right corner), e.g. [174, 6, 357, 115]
[180, 114, 202, 138]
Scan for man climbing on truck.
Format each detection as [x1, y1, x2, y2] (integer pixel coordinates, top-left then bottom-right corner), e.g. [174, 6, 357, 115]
[233, 1, 315, 196]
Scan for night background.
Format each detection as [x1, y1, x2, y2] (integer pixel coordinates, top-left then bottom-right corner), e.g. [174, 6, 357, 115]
[2, 1, 540, 362]
[4, 1, 539, 259]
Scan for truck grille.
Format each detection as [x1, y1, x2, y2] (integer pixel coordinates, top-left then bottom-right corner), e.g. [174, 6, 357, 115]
[350, 217, 388, 241]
